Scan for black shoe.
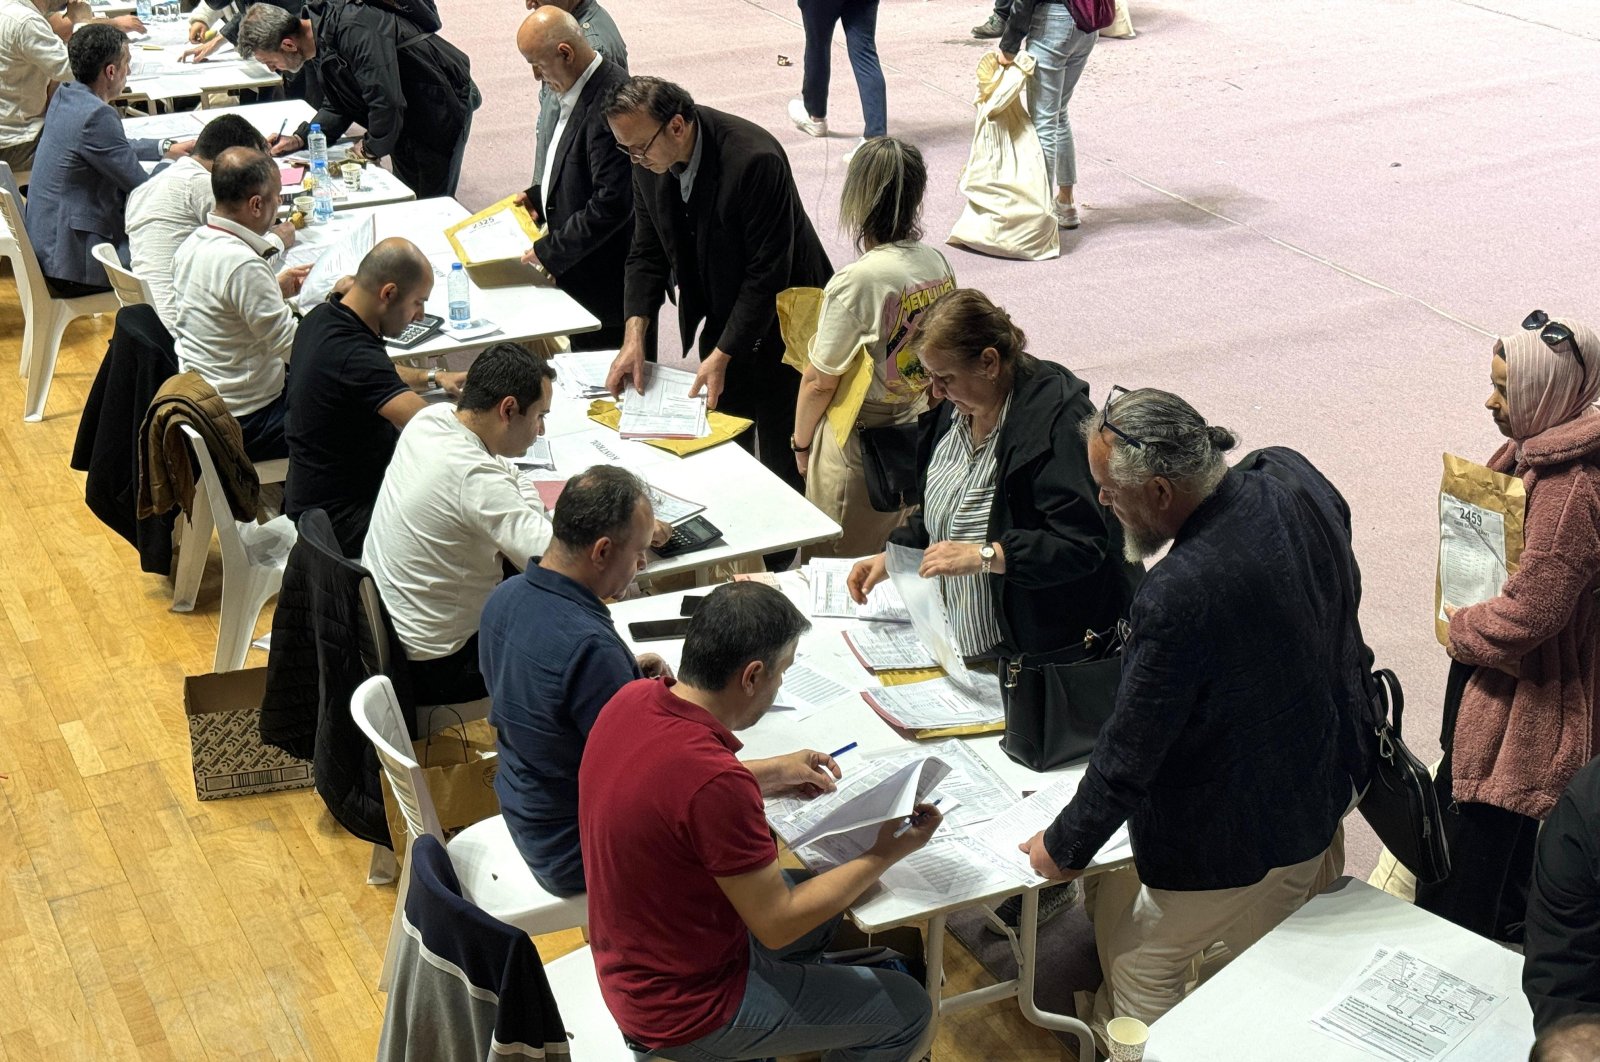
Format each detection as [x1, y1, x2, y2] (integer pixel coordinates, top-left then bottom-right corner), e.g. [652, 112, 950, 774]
[972, 12, 1004, 38]
[985, 881, 1078, 934]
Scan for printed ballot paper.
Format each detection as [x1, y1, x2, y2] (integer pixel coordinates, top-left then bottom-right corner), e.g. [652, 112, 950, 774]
[773, 662, 859, 720]
[295, 214, 375, 309]
[843, 624, 938, 672]
[804, 558, 911, 623]
[862, 675, 1003, 732]
[1312, 946, 1505, 1062]
[970, 773, 1132, 881]
[1435, 454, 1525, 645]
[767, 755, 949, 854]
[617, 363, 710, 439]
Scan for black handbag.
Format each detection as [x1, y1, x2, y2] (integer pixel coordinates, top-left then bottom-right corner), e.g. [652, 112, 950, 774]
[1356, 668, 1452, 884]
[998, 625, 1124, 771]
[857, 422, 922, 512]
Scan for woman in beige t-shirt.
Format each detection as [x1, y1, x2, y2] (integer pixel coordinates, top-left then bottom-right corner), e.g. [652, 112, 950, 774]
[792, 137, 956, 558]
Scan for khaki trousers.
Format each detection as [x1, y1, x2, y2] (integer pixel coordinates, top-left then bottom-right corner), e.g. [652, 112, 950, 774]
[1079, 827, 1345, 1044]
[802, 397, 922, 560]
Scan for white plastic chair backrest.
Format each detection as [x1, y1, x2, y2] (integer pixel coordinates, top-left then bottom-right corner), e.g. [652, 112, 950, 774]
[0, 161, 22, 208]
[0, 183, 46, 295]
[91, 241, 150, 308]
[177, 423, 261, 576]
[351, 675, 444, 845]
[357, 575, 393, 677]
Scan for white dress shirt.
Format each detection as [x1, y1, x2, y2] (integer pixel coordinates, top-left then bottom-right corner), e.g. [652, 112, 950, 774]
[362, 404, 554, 661]
[127, 158, 284, 334]
[0, 0, 69, 150]
[172, 213, 297, 417]
[539, 52, 604, 201]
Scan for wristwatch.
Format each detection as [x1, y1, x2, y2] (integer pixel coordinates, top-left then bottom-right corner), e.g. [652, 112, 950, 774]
[427, 369, 438, 389]
[979, 544, 996, 575]
[789, 436, 811, 453]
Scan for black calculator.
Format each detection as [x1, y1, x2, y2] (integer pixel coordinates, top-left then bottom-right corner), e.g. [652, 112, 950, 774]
[653, 514, 724, 558]
[389, 313, 445, 349]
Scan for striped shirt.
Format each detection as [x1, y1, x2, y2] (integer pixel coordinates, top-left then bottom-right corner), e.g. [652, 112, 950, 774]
[923, 397, 1011, 657]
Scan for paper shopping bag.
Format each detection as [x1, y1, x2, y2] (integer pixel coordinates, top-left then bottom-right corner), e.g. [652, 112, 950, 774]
[380, 718, 502, 847]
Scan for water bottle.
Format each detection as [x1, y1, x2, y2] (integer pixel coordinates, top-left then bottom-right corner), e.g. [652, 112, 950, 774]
[136, 0, 152, 21]
[448, 263, 471, 328]
[306, 123, 328, 170]
[311, 161, 334, 224]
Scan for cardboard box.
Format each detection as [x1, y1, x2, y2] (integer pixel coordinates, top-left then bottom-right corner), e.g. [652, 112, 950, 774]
[184, 668, 313, 800]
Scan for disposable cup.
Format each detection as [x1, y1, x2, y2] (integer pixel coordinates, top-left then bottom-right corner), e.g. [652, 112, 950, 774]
[1106, 1016, 1149, 1061]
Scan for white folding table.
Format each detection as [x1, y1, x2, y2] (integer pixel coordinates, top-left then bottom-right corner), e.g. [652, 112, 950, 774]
[607, 574, 1129, 1060]
[118, 21, 279, 107]
[1150, 877, 1534, 1061]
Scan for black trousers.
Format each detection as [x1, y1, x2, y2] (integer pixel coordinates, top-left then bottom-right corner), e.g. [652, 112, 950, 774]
[1413, 661, 1542, 944]
[406, 633, 487, 706]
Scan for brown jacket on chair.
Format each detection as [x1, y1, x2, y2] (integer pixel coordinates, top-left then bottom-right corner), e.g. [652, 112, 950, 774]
[1449, 409, 1600, 820]
[137, 371, 260, 523]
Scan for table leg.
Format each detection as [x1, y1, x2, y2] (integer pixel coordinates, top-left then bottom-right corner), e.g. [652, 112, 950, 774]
[908, 914, 945, 1061]
[1016, 887, 1096, 1061]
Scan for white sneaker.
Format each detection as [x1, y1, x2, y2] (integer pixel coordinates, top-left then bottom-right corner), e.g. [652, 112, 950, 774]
[1055, 201, 1080, 229]
[841, 137, 867, 163]
[788, 98, 827, 138]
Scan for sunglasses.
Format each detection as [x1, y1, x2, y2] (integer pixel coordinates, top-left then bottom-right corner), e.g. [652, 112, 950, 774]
[1100, 384, 1146, 449]
[1522, 310, 1586, 372]
[616, 118, 669, 162]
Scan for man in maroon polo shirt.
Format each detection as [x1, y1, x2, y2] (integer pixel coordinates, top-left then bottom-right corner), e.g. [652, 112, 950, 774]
[578, 582, 939, 1062]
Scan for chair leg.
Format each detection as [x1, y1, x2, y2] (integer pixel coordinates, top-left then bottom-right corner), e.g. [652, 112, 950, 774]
[23, 306, 74, 422]
[171, 492, 214, 613]
[378, 841, 412, 993]
[214, 566, 276, 673]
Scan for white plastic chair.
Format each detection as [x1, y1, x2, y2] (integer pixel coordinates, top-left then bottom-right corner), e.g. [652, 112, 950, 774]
[176, 425, 296, 672]
[0, 174, 120, 422]
[171, 453, 286, 613]
[544, 946, 653, 1061]
[0, 164, 120, 423]
[91, 241, 153, 309]
[350, 675, 588, 991]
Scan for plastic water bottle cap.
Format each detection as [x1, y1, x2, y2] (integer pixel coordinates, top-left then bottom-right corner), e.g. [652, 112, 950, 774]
[452, 262, 463, 271]
[310, 123, 321, 132]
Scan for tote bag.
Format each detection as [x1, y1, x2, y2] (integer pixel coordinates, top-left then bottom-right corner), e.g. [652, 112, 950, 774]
[948, 52, 1060, 262]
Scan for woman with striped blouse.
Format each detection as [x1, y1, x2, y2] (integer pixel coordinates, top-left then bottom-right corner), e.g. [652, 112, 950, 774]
[846, 289, 1139, 661]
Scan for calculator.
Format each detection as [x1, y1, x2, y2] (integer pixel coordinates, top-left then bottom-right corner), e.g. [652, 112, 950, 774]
[389, 313, 445, 349]
[653, 514, 724, 558]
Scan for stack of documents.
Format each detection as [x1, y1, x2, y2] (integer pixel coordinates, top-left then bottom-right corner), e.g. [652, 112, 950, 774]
[862, 675, 1004, 733]
[767, 755, 950, 859]
[804, 558, 912, 623]
[772, 662, 860, 720]
[617, 364, 710, 440]
[512, 438, 556, 473]
[554, 350, 617, 399]
[843, 625, 938, 672]
[968, 775, 1131, 882]
[645, 484, 705, 525]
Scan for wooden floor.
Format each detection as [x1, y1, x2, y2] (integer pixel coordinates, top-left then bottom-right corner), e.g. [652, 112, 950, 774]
[0, 279, 1072, 1060]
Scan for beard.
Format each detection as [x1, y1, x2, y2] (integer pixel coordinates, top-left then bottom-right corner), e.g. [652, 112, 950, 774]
[1120, 519, 1171, 564]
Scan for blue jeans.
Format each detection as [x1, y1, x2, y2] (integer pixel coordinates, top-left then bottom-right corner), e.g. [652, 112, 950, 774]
[798, 0, 888, 138]
[1024, 3, 1096, 188]
[237, 392, 289, 461]
[652, 914, 930, 1062]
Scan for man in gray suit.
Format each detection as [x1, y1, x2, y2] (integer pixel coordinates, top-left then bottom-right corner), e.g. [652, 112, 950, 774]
[23, 23, 190, 296]
[526, 0, 626, 180]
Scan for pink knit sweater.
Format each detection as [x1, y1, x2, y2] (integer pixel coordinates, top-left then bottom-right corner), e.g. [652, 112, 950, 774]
[1448, 409, 1600, 819]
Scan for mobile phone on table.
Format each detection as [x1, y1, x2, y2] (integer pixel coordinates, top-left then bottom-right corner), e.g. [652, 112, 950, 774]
[629, 617, 692, 642]
[679, 595, 705, 618]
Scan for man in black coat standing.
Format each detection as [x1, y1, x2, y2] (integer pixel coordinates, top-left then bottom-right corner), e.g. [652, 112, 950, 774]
[512, 7, 632, 351]
[603, 76, 832, 496]
[237, 0, 478, 198]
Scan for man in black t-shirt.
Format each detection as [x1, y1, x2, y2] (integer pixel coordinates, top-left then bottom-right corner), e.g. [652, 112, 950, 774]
[284, 237, 464, 556]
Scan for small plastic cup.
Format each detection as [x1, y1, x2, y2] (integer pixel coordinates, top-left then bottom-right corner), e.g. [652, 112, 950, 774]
[1106, 1016, 1149, 1061]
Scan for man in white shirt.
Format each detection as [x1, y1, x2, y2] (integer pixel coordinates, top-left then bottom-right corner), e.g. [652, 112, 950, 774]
[362, 343, 557, 705]
[171, 146, 311, 460]
[127, 114, 298, 335]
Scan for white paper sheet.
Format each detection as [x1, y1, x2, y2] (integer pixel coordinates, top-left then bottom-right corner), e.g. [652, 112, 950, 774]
[511, 437, 556, 473]
[1437, 494, 1509, 620]
[452, 207, 535, 264]
[1311, 946, 1505, 1062]
[860, 739, 1018, 828]
[863, 676, 1003, 731]
[884, 543, 986, 693]
[295, 215, 374, 309]
[968, 774, 1131, 881]
[617, 363, 709, 439]
[555, 349, 620, 398]
[875, 835, 1024, 903]
[124, 112, 205, 140]
[645, 484, 705, 525]
[843, 624, 938, 672]
[773, 663, 859, 720]
[770, 755, 949, 851]
[804, 558, 911, 622]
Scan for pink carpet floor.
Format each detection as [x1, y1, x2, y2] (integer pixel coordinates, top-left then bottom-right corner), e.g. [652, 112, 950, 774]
[441, 0, 1600, 876]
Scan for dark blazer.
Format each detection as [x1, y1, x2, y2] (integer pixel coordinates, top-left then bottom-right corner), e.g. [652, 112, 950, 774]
[890, 360, 1141, 656]
[1044, 449, 1373, 891]
[622, 106, 832, 378]
[523, 58, 632, 347]
[293, 0, 472, 189]
[24, 81, 160, 286]
[1523, 754, 1600, 1032]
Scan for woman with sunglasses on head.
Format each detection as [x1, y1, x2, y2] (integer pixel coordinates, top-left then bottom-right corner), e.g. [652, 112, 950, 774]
[1415, 311, 1600, 943]
[792, 136, 955, 557]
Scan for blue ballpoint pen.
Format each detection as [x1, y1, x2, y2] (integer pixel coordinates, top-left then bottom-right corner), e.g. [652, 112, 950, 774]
[893, 798, 942, 839]
[828, 742, 857, 759]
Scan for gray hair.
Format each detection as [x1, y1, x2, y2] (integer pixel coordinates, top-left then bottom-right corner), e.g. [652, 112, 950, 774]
[236, 3, 299, 59]
[1082, 388, 1238, 496]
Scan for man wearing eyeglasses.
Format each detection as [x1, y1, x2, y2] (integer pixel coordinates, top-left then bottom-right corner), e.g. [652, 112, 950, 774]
[602, 75, 833, 499]
[1017, 387, 1372, 1045]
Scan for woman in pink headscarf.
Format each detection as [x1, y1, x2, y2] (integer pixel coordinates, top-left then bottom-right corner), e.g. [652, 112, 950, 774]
[1416, 311, 1600, 942]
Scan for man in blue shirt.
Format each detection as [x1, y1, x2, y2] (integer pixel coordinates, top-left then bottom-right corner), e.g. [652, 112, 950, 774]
[480, 464, 670, 896]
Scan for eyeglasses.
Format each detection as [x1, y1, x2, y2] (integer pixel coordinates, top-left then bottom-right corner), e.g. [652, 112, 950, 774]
[1522, 310, 1586, 372]
[1100, 384, 1146, 449]
[616, 119, 669, 162]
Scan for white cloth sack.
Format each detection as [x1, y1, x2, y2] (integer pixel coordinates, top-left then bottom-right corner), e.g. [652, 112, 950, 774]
[1104, 0, 1135, 39]
[947, 52, 1060, 262]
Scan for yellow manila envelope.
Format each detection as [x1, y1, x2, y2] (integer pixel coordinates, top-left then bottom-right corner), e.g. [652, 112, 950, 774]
[874, 668, 1005, 739]
[586, 400, 753, 456]
[444, 196, 547, 287]
[777, 286, 873, 448]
